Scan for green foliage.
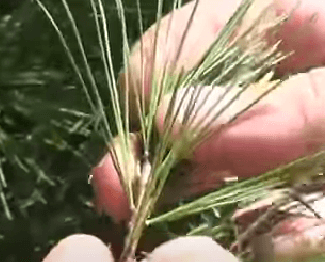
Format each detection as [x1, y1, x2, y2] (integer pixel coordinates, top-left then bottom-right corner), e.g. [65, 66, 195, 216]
[0, 0, 175, 260]
[0, 3, 99, 259]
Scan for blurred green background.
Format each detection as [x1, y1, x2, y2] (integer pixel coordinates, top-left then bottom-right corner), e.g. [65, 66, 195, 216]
[0, 0, 180, 260]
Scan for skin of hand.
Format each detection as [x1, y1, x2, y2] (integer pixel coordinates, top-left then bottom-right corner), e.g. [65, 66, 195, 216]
[273, 0, 325, 75]
[91, 0, 325, 222]
[44, 1, 325, 260]
[42, 234, 115, 262]
[272, 217, 325, 261]
[119, 0, 325, 123]
[90, 152, 131, 223]
[231, 217, 325, 261]
[159, 67, 325, 179]
[118, 0, 242, 123]
[142, 236, 240, 262]
[43, 234, 239, 262]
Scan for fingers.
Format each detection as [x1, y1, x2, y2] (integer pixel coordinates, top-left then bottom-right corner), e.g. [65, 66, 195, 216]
[118, 0, 242, 123]
[119, 0, 325, 120]
[43, 224, 325, 262]
[192, 67, 325, 177]
[142, 236, 239, 262]
[233, 196, 325, 260]
[90, 151, 131, 223]
[157, 67, 325, 200]
[44, 235, 239, 262]
[272, 0, 325, 75]
[42, 234, 114, 262]
[91, 0, 325, 219]
[272, 217, 325, 261]
[90, 134, 144, 223]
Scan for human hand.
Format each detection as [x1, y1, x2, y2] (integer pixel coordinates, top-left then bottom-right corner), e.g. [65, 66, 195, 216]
[42, 217, 325, 261]
[119, 0, 325, 114]
[91, 0, 325, 223]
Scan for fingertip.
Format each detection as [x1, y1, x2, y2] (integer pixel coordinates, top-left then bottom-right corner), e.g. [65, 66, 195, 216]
[43, 234, 114, 262]
[91, 152, 131, 223]
[143, 236, 239, 262]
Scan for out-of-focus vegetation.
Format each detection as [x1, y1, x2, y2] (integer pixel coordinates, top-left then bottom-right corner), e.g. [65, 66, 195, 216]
[0, 0, 178, 260]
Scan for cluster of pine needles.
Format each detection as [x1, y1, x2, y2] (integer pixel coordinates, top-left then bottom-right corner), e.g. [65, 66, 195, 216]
[31, 0, 325, 261]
